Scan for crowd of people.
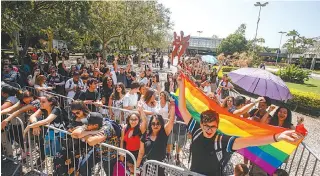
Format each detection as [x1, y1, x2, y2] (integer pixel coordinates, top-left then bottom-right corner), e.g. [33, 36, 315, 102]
[1, 51, 303, 176]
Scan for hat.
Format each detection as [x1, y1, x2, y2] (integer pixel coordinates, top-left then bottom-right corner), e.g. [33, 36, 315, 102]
[73, 71, 80, 76]
[81, 112, 103, 127]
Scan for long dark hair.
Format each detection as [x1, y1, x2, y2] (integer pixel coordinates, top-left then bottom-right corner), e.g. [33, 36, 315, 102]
[71, 100, 90, 116]
[144, 89, 155, 104]
[147, 114, 165, 136]
[269, 106, 292, 129]
[112, 82, 125, 100]
[125, 113, 142, 137]
[17, 90, 33, 104]
[103, 76, 114, 89]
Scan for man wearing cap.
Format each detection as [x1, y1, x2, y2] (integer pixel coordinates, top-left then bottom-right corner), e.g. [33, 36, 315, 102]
[65, 71, 84, 103]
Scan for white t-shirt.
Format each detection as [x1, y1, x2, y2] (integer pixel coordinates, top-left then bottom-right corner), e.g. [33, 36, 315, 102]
[65, 78, 84, 98]
[157, 101, 169, 119]
[203, 85, 212, 94]
[123, 92, 138, 108]
[139, 77, 148, 85]
[110, 68, 117, 84]
[141, 100, 159, 121]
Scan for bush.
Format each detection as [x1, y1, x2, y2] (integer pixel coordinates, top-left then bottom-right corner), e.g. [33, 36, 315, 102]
[222, 66, 238, 72]
[287, 89, 320, 116]
[277, 65, 310, 84]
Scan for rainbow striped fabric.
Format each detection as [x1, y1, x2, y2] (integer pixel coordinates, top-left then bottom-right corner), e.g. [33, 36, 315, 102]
[171, 74, 302, 174]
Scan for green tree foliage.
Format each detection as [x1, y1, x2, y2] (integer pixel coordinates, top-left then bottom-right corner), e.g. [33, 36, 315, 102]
[277, 64, 310, 84]
[217, 24, 248, 54]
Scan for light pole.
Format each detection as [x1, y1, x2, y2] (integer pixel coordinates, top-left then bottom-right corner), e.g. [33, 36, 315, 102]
[276, 31, 286, 65]
[197, 30, 203, 54]
[253, 2, 268, 51]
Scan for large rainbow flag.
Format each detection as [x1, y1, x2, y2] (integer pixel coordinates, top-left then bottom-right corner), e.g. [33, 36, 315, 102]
[171, 74, 303, 174]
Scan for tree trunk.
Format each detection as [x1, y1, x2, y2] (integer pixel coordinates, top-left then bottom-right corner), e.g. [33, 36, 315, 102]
[11, 31, 19, 59]
[20, 36, 30, 63]
[103, 42, 108, 60]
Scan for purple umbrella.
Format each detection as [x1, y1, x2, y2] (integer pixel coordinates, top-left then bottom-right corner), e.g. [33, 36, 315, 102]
[228, 68, 293, 101]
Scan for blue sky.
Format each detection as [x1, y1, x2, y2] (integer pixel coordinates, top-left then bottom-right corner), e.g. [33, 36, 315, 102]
[159, 0, 320, 48]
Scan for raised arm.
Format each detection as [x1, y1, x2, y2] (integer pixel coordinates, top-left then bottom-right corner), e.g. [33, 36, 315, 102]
[233, 97, 264, 116]
[1, 104, 35, 129]
[232, 130, 303, 151]
[138, 107, 147, 134]
[136, 141, 145, 168]
[260, 105, 276, 124]
[164, 101, 175, 136]
[177, 74, 192, 125]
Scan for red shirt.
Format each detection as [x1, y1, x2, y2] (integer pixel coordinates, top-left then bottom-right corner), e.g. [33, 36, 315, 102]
[124, 128, 140, 151]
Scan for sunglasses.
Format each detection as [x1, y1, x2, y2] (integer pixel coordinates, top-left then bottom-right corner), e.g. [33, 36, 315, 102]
[203, 124, 217, 131]
[151, 122, 161, 127]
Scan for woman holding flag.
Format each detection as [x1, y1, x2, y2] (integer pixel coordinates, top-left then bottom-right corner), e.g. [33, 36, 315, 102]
[176, 72, 304, 176]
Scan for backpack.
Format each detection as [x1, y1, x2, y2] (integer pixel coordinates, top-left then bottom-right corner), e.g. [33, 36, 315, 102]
[188, 129, 233, 176]
[104, 118, 122, 139]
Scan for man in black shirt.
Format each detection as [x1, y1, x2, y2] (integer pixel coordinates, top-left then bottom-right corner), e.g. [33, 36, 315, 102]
[47, 67, 65, 95]
[78, 78, 102, 112]
[249, 96, 272, 122]
[177, 74, 303, 176]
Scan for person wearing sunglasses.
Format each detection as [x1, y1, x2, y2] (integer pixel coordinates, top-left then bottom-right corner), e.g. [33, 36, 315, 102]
[136, 100, 175, 175]
[120, 107, 147, 174]
[177, 74, 304, 176]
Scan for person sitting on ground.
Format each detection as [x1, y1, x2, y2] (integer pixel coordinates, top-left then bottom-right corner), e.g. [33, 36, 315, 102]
[234, 164, 249, 176]
[177, 73, 303, 176]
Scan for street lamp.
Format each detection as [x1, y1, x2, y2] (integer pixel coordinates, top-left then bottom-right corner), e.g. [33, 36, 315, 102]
[276, 31, 287, 65]
[197, 31, 203, 54]
[253, 2, 268, 51]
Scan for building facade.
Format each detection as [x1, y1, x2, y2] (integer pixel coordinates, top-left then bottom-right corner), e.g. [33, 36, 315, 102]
[187, 36, 222, 55]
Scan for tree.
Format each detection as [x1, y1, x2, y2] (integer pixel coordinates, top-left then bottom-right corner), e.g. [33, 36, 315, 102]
[217, 24, 248, 54]
[283, 30, 316, 64]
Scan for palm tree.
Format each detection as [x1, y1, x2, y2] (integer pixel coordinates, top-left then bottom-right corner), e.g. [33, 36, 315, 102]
[286, 30, 300, 64]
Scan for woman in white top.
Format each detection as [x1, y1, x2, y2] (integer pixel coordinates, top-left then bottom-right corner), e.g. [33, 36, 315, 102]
[108, 82, 126, 123]
[148, 74, 161, 94]
[158, 91, 169, 119]
[139, 71, 148, 85]
[34, 75, 53, 96]
[140, 89, 159, 121]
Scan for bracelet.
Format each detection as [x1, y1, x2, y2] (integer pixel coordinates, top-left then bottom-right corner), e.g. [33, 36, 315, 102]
[273, 133, 279, 142]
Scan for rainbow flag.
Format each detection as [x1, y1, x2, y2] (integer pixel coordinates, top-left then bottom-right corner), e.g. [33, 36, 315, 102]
[171, 74, 302, 174]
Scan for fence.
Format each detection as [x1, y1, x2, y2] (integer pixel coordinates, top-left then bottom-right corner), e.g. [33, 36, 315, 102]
[1, 115, 28, 175]
[25, 124, 137, 176]
[281, 142, 320, 176]
[142, 160, 204, 176]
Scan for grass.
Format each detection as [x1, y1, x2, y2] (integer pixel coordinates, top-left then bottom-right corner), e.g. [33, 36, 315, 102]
[285, 78, 320, 95]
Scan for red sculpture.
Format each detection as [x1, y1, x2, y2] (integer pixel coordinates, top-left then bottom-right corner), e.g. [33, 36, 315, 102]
[171, 31, 190, 63]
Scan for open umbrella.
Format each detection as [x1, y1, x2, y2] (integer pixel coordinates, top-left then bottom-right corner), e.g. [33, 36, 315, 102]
[228, 68, 292, 101]
[201, 55, 218, 64]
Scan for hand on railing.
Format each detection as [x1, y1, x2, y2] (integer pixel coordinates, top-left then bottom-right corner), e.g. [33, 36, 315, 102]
[33, 127, 41, 136]
[1, 120, 9, 130]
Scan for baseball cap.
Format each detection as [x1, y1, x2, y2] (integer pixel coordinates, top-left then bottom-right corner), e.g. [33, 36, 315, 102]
[81, 112, 103, 128]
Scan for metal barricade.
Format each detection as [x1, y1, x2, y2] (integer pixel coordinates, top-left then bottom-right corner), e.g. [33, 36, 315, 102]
[142, 160, 204, 176]
[281, 142, 320, 176]
[1, 114, 28, 175]
[25, 122, 137, 176]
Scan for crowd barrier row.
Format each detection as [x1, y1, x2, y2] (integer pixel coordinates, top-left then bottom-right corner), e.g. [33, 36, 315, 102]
[2, 86, 320, 175]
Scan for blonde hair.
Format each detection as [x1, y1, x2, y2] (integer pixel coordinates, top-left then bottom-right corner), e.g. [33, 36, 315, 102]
[35, 75, 46, 86]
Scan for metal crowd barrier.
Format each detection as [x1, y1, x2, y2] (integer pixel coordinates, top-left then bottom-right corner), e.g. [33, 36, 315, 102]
[1, 115, 28, 175]
[281, 142, 320, 176]
[25, 124, 137, 176]
[142, 160, 204, 176]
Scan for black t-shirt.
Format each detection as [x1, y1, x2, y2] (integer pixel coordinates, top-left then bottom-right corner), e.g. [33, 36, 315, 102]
[188, 119, 236, 176]
[116, 72, 127, 87]
[79, 90, 100, 112]
[47, 74, 64, 94]
[126, 71, 136, 88]
[249, 108, 272, 122]
[141, 130, 168, 161]
[103, 86, 114, 103]
[41, 106, 68, 132]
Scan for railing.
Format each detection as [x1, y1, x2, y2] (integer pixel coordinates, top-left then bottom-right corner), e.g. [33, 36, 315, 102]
[281, 142, 320, 176]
